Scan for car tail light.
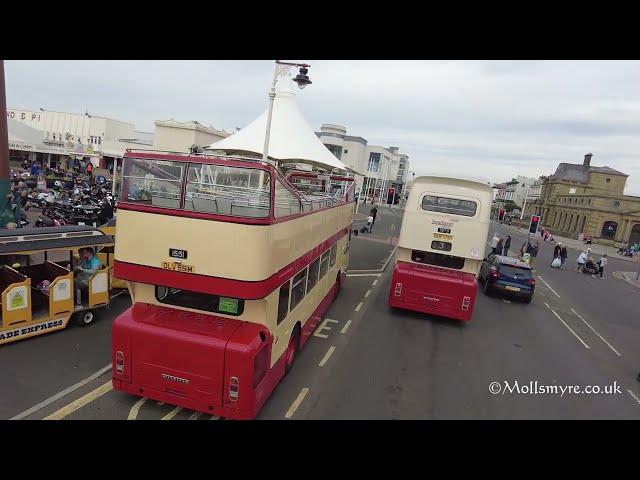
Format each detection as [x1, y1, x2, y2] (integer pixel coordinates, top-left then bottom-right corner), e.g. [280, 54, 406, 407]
[461, 296, 470, 311]
[253, 347, 269, 388]
[115, 351, 125, 374]
[490, 267, 500, 279]
[229, 376, 239, 401]
[394, 282, 402, 296]
[528, 278, 536, 286]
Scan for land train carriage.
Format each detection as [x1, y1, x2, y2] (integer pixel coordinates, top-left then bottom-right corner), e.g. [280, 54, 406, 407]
[0, 225, 117, 345]
[389, 176, 493, 322]
[111, 150, 356, 419]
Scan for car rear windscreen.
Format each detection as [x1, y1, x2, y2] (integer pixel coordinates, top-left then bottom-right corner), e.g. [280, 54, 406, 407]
[499, 265, 532, 278]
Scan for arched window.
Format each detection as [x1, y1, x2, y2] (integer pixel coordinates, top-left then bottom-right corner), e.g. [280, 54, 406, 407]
[553, 211, 557, 226]
[630, 224, 640, 245]
[601, 221, 618, 239]
[580, 216, 587, 234]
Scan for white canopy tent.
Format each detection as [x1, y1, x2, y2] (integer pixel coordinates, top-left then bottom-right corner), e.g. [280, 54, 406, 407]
[205, 91, 358, 175]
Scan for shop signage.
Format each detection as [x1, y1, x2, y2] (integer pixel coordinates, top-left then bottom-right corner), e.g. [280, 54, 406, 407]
[7, 110, 41, 122]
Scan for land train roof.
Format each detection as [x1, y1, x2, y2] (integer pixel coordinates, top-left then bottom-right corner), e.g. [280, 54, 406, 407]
[0, 225, 113, 255]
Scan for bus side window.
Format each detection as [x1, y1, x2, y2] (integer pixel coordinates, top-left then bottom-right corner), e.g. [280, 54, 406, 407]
[277, 280, 291, 325]
[290, 268, 307, 311]
[307, 257, 320, 292]
[330, 244, 337, 267]
[319, 250, 330, 278]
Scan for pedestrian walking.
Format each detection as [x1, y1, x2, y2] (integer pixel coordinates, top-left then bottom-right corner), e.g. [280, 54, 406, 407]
[540, 228, 545, 238]
[370, 205, 378, 229]
[366, 214, 374, 233]
[490, 233, 500, 255]
[593, 254, 608, 279]
[560, 244, 568, 268]
[529, 241, 539, 269]
[503, 235, 511, 256]
[575, 250, 588, 272]
[496, 237, 504, 257]
[553, 243, 561, 260]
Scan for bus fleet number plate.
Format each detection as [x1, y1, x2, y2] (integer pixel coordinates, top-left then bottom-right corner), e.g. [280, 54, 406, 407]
[169, 248, 188, 259]
[161, 262, 195, 273]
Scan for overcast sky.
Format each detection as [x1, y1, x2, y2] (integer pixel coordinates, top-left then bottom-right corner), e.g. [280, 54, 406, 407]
[6, 60, 640, 195]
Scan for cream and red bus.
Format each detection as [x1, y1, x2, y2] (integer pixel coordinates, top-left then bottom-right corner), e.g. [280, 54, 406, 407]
[389, 175, 493, 322]
[111, 150, 356, 419]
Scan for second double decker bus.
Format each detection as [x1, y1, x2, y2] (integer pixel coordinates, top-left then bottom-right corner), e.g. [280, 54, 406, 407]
[389, 175, 492, 322]
[111, 151, 356, 419]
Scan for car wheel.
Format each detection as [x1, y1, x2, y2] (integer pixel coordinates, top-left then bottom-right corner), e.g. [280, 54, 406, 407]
[523, 296, 532, 304]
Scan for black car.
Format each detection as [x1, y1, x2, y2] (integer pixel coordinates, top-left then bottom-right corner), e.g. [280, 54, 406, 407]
[478, 254, 535, 303]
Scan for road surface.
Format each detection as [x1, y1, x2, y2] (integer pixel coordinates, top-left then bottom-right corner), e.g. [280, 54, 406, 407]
[3, 209, 639, 420]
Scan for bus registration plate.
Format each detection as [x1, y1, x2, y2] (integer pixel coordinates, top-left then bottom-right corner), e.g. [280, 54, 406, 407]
[161, 262, 195, 273]
[433, 233, 453, 241]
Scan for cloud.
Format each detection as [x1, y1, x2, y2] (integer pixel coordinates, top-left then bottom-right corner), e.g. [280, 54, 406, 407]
[5, 60, 640, 194]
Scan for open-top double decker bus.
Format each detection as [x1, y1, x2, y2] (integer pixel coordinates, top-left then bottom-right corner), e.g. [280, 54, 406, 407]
[389, 175, 493, 322]
[111, 150, 356, 419]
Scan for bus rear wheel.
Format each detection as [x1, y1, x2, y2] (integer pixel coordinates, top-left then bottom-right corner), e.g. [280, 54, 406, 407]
[285, 328, 300, 374]
[75, 309, 96, 327]
[334, 273, 342, 297]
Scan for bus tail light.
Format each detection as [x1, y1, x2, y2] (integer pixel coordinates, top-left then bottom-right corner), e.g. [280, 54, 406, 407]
[461, 296, 470, 311]
[394, 283, 403, 296]
[229, 376, 239, 401]
[253, 347, 269, 388]
[115, 351, 125, 374]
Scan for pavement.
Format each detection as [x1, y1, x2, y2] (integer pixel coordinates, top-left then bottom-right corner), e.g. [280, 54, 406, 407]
[495, 222, 637, 263]
[3, 211, 639, 420]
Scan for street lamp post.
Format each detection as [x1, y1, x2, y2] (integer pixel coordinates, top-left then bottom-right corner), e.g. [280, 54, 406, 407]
[262, 60, 311, 164]
[520, 184, 531, 220]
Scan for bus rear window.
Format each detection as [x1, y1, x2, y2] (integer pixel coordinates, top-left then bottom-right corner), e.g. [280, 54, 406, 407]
[499, 265, 532, 278]
[155, 286, 244, 316]
[421, 195, 477, 217]
[411, 250, 465, 270]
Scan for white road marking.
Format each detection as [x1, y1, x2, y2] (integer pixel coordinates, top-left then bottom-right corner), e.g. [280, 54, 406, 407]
[10, 363, 113, 420]
[570, 308, 621, 356]
[537, 275, 561, 298]
[355, 302, 364, 312]
[188, 411, 203, 420]
[364, 289, 371, 298]
[313, 318, 339, 339]
[502, 299, 511, 304]
[381, 246, 398, 272]
[627, 390, 640, 405]
[372, 279, 378, 286]
[127, 397, 148, 420]
[161, 406, 182, 420]
[285, 387, 309, 419]
[544, 303, 590, 349]
[318, 346, 336, 367]
[210, 415, 220, 420]
[341, 320, 352, 334]
[44, 381, 113, 420]
[347, 273, 382, 277]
